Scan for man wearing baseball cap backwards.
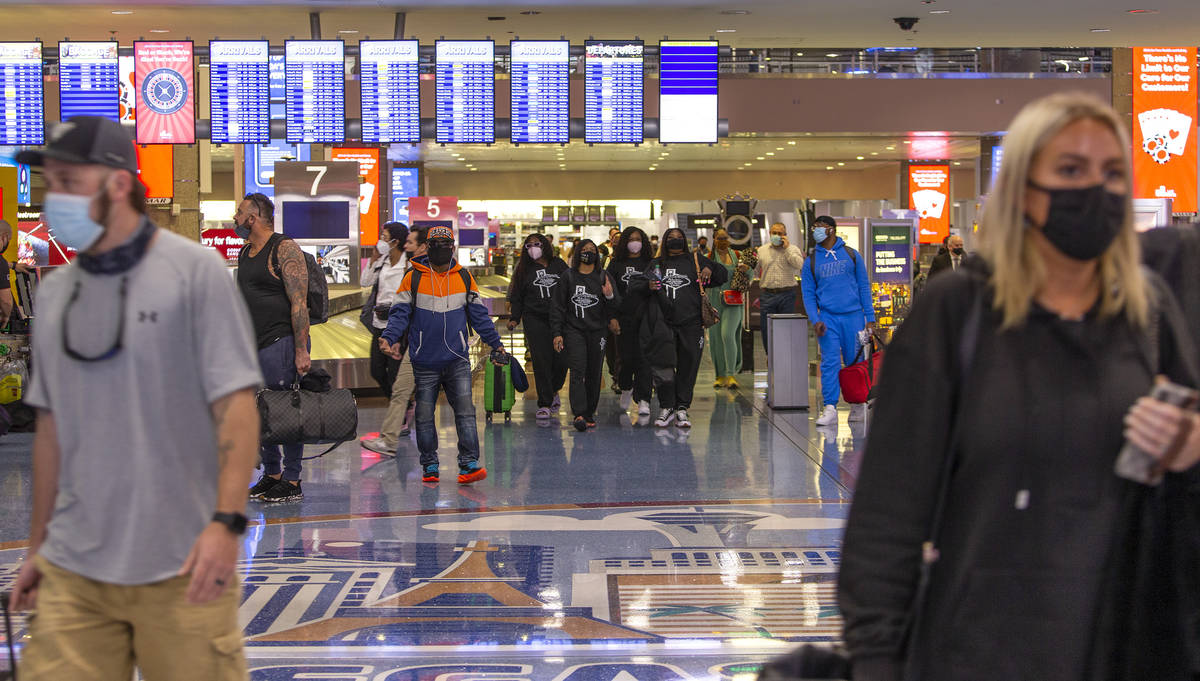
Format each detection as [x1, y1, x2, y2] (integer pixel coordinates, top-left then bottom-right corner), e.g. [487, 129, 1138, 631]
[380, 224, 507, 484]
[8, 116, 263, 680]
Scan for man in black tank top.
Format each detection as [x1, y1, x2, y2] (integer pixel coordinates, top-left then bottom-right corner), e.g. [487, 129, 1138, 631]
[234, 193, 312, 503]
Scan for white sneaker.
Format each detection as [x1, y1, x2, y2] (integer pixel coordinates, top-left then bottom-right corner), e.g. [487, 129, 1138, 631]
[848, 403, 867, 422]
[637, 400, 651, 416]
[620, 390, 633, 410]
[655, 408, 676, 427]
[674, 409, 692, 428]
[815, 405, 838, 426]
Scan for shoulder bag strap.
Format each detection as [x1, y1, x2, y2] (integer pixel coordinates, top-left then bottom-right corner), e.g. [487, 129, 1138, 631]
[693, 251, 706, 295]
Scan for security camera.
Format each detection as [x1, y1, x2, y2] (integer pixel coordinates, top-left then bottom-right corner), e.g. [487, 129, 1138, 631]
[894, 17, 919, 31]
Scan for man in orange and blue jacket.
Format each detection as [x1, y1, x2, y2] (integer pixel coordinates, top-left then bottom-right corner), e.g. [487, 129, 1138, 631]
[380, 225, 505, 484]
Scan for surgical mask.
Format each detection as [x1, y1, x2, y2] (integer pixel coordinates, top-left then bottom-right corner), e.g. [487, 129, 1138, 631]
[527, 245, 543, 260]
[428, 244, 454, 266]
[1027, 181, 1127, 262]
[627, 240, 642, 254]
[580, 251, 598, 265]
[376, 240, 391, 256]
[666, 238, 687, 252]
[771, 235, 784, 247]
[233, 219, 251, 240]
[45, 192, 106, 252]
[813, 227, 829, 243]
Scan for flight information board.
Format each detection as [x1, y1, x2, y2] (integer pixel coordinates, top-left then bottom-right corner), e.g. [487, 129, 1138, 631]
[0, 43, 44, 145]
[585, 40, 643, 144]
[359, 40, 420, 144]
[510, 40, 570, 144]
[59, 42, 119, 122]
[435, 41, 495, 144]
[285, 40, 346, 144]
[658, 40, 719, 143]
[209, 41, 269, 144]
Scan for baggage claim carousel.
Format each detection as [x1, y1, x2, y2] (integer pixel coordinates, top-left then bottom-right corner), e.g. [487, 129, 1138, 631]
[313, 273, 511, 390]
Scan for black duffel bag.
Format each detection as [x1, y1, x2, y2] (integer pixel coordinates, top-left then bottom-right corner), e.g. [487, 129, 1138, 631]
[258, 371, 358, 455]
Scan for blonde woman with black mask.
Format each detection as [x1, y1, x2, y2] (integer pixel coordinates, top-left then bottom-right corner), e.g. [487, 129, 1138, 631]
[839, 93, 1200, 681]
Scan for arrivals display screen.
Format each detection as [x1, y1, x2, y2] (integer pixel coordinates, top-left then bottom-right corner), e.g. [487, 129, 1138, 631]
[585, 40, 643, 144]
[208, 41, 270, 144]
[510, 40, 570, 144]
[658, 40, 718, 143]
[435, 40, 495, 144]
[0, 42, 44, 145]
[285, 40, 346, 144]
[359, 40, 421, 144]
[59, 42, 119, 122]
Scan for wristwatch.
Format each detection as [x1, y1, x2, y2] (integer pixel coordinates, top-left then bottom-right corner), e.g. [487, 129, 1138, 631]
[212, 511, 249, 535]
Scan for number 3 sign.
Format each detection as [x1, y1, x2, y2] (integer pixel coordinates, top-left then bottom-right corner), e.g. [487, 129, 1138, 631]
[409, 196, 459, 227]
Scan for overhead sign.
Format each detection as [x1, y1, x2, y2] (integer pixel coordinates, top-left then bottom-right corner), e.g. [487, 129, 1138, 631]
[0, 42, 45, 146]
[134, 41, 195, 144]
[908, 164, 950, 244]
[273, 161, 359, 243]
[409, 196, 459, 229]
[1133, 46, 1197, 213]
[330, 147, 381, 244]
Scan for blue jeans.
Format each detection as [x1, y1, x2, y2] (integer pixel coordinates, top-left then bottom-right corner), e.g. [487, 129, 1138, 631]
[258, 335, 305, 481]
[817, 311, 866, 407]
[413, 359, 479, 469]
[760, 289, 797, 354]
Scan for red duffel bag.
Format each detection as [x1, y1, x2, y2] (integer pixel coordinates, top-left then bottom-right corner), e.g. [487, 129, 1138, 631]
[838, 334, 884, 404]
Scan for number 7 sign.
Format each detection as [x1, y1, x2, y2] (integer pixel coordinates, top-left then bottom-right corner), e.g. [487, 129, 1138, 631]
[409, 196, 458, 227]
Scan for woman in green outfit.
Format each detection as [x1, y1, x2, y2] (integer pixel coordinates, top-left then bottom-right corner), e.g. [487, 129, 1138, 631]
[706, 228, 748, 388]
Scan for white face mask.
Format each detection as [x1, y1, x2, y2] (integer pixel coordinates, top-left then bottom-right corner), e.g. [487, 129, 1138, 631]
[45, 192, 105, 252]
[627, 241, 642, 254]
[527, 245, 543, 261]
[376, 240, 391, 256]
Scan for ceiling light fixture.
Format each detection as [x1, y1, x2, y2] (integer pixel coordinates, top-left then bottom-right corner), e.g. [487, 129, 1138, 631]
[1079, 56, 1090, 61]
[886, 146, 896, 150]
[856, 156, 865, 160]
[766, 152, 775, 156]
[149, 28, 170, 33]
[796, 52, 804, 56]
[1090, 28, 1112, 32]
[826, 53, 839, 58]
[716, 29, 737, 33]
[339, 30, 359, 34]
[871, 152, 879, 155]
[930, 9, 950, 14]
[720, 9, 751, 15]
[111, 9, 133, 14]
[826, 166, 834, 170]
[837, 162, 845, 166]
[788, 141, 797, 145]
[1126, 8, 1159, 13]
[756, 156, 765, 160]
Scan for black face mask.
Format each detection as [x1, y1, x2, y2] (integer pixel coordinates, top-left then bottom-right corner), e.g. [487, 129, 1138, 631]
[428, 245, 454, 266]
[666, 238, 687, 252]
[1027, 181, 1127, 262]
[951, 247, 964, 256]
[579, 251, 598, 265]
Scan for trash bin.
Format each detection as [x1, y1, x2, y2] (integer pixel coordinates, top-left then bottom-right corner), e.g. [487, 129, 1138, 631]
[767, 313, 809, 410]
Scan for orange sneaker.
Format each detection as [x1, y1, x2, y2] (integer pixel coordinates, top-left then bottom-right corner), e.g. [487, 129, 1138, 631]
[421, 465, 440, 483]
[458, 464, 488, 485]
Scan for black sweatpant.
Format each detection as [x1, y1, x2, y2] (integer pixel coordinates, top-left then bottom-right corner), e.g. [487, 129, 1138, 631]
[605, 329, 621, 381]
[617, 313, 652, 403]
[564, 327, 606, 418]
[523, 313, 567, 408]
[656, 323, 705, 411]
[369, 328, 401, 397]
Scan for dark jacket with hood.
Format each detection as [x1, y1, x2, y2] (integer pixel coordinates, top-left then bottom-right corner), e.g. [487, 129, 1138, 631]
[839, 260, 1200, 681]
[607, 254, 654, 319]
[508, 257, 570, 323]
[628, 250, 728, 328]
[550, 267, 620, 336]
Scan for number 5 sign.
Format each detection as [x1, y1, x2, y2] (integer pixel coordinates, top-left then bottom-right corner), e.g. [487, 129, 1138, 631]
[409, 196, 459, 227]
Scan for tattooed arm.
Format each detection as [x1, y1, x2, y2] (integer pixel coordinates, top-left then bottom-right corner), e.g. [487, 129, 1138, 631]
[178, 387, 259, 604]
[275, 239, 312, 374]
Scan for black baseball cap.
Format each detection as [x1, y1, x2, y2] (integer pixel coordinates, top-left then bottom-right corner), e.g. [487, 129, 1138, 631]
[16, 116, 138, 174]
[813, 215, 837, 228]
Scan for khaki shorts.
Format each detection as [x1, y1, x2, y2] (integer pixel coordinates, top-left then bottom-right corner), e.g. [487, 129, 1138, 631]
[20, 555, 247, 681]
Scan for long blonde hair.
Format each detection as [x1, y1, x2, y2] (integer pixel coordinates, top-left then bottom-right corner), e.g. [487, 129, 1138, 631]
[980, 92, 1149, 329]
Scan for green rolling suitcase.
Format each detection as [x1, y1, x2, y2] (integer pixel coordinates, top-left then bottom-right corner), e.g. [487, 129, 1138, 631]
[484, 360, 515, 423]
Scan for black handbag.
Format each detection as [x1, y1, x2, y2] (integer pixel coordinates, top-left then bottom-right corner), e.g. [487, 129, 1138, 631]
[257, 382, 358, 452]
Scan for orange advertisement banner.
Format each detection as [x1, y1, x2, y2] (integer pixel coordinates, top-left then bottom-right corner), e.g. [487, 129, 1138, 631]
[331, 147, 381, 244]
[909, 164, 950, 244]
[1133, 47, 1197, 214]
[135, 144, 174, 199]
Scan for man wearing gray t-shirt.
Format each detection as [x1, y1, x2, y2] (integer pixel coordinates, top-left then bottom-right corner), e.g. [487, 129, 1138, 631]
[9, 116, 263, 681]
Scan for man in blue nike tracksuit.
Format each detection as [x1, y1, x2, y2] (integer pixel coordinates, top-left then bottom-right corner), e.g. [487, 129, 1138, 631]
[800, 216, 876, 427]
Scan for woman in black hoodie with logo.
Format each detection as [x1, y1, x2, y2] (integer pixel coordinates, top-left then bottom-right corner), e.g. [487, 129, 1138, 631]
[507, 233, 570, 420]
[606, 226, 655, 416]
[551, 239, 621, 432]
[630, 227, 727, 429]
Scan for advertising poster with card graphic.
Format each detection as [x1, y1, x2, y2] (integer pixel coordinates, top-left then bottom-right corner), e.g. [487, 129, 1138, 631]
[330, 147, 381, 244]
[908, 164, 950, 244]
[134, 41, 195, 144]
[1133, 47, 1197, 214]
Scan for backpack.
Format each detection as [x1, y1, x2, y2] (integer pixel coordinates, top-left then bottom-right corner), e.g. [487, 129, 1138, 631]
[266, 236, 330, 325]
[808, 245, 858, 279]
[409, 266, 477, 337]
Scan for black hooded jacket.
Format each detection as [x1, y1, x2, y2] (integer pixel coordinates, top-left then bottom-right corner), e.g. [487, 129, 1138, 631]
[628, 251, 728, 328]
[550, 267, 621, 336]
[508, 257, 570, 322]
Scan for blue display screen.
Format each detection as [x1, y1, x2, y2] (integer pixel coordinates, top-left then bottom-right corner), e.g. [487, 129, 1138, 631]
[209, 41, 270, 144]
[360, 40, 421, 144]
[585, 40, 643, 144]
[435, 41, 495, 144]
[59, 42, 119, 122]
[243, 133, 311, 201]
[282, 200, 350, 240]
[510, 41, 569, 144]
[658, 41, 718, 144]
[0, 43, 44, 145]
[391, 166, 420, 224]
[285, 40, 345, 144]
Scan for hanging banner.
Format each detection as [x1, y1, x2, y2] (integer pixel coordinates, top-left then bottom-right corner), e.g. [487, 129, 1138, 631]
[330, 147, 381, 245]
[1133, 47, 1197, 214]
[134, 41, 195, 144]
[908, 164, 950, 244]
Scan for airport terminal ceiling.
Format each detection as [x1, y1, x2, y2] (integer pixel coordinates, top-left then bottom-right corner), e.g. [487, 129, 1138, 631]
[0, 0, 1198, 48]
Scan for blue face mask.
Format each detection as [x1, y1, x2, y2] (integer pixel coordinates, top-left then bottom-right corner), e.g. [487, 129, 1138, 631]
[770, 235, 783, 247]
[45, 192, 105, 252]
[813, 227, 829, 244]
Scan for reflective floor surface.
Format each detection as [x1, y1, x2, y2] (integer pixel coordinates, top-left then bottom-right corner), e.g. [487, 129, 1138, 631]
[0, 335, 868, 681]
